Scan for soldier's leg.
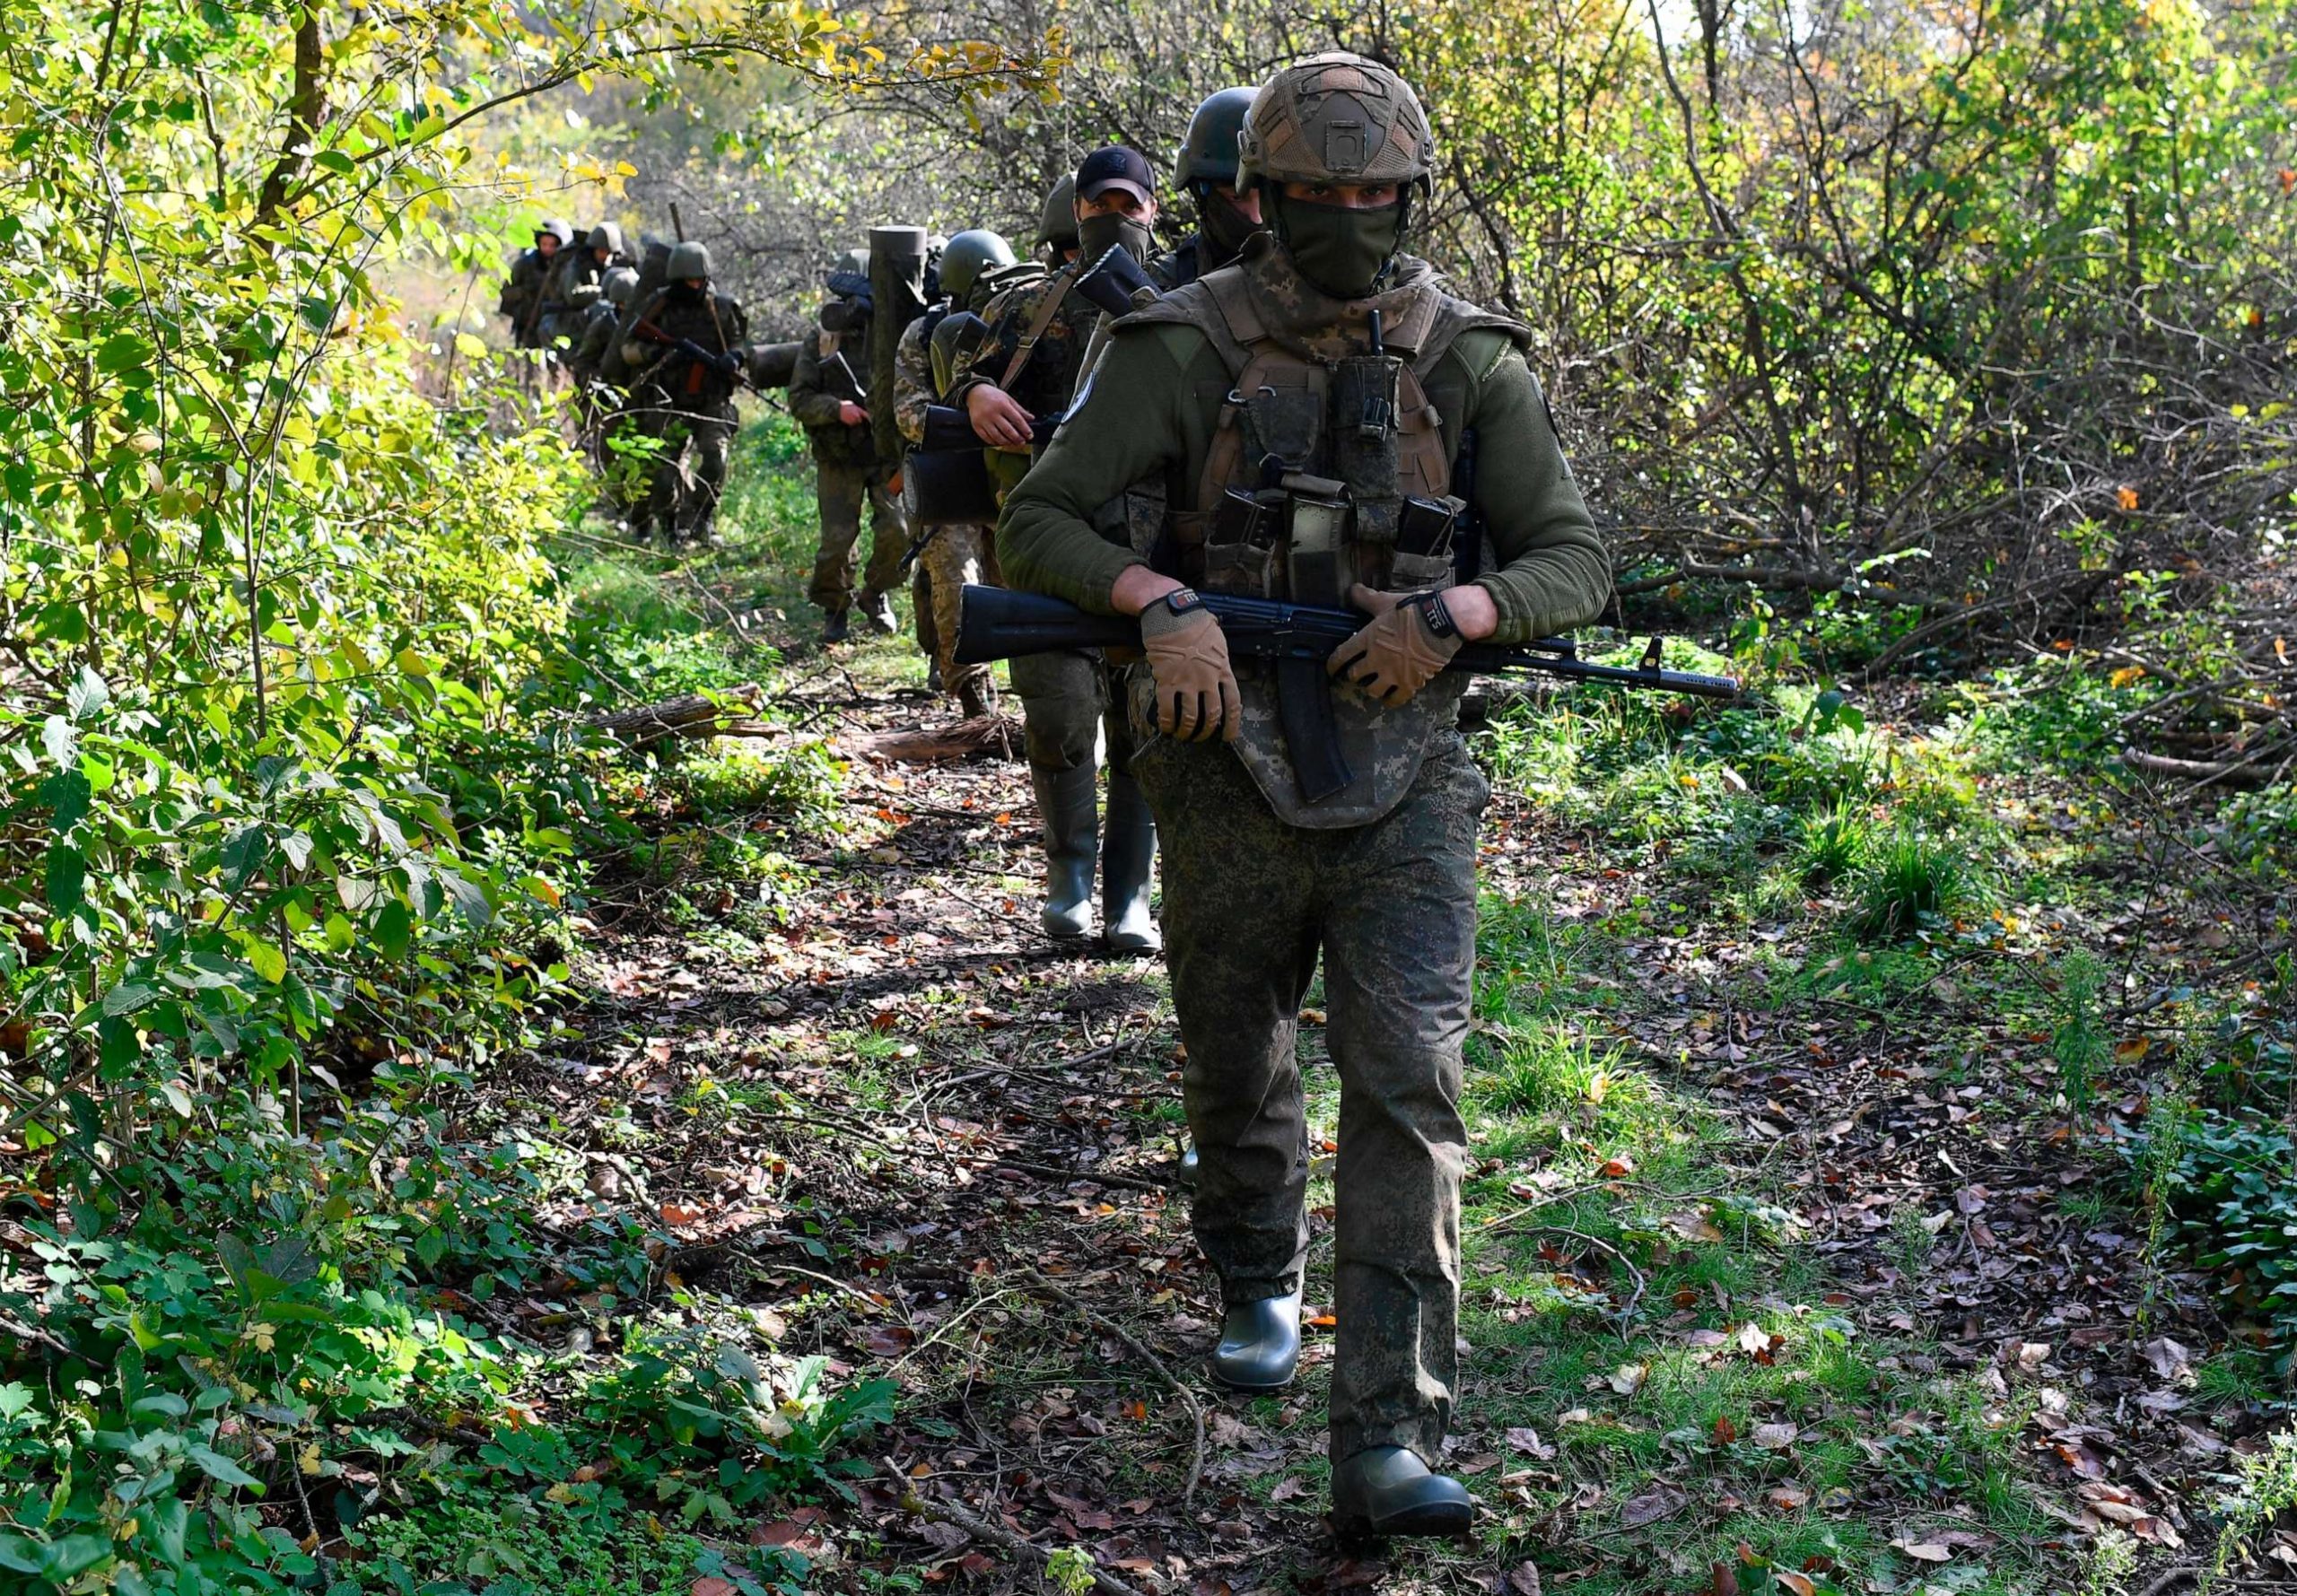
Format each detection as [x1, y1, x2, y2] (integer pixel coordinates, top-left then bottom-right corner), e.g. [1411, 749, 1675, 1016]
[854, 477, 910, 633]
[1314, 741, 1487, 1470]
[806, 459, 867, 624]
[912, 559, 939, 691]
[922, 526, 995, 714]
[1098, 663, 1157, 954]
[1009, 650, 1103, 937]
[1132, 737, 1316, 1298]
[642, 406, 692, 539]
[682, 402, 736, 539]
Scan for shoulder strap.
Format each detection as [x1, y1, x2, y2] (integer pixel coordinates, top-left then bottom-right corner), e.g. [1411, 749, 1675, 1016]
[997, 265, 1081, 389]
[1110, 275, 1254, 381]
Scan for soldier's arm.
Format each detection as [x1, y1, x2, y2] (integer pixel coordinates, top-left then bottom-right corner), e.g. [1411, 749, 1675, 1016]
[786, 336, 846, 429]
[1452, 334, 1615, 643]
[998, 326, 1219, 614]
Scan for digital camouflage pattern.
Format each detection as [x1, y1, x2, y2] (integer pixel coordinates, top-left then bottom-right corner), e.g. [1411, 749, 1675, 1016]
[895, 307, 997, 707]
[1132, 725, 1486, 1469]
[999, 201, 1613, 1475]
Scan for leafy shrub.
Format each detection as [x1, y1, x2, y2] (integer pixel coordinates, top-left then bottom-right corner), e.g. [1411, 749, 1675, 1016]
[1796, 805, 1870, 890]
[2135, 1108, 2297, 1372]
[1848, 827, 1981, 941]
[348, 1492, 807, 1595]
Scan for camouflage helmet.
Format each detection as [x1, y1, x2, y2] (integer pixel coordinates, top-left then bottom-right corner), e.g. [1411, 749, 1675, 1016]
[603, 266, 642, 308]
[667, 240, 712, 281]
[1176, 87, 1258, 192]
[1036, 174, 1079, 251]
[1237, 54, 1437, 196]
[587, 222, 625, 255]
[939, 229, 1017, 305]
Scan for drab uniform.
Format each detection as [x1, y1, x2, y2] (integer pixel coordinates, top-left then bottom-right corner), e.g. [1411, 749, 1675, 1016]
[625, 283, 748, 539]
[894, 310, 998, 706]
[952, 268, 1127, 772]
[790, 327, 907, 615]
[1000, 235, 1613, 1465]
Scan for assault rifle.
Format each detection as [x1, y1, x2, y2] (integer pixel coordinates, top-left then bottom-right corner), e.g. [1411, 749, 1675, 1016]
[633, 319, 753, 389]
[955, 584, 1740, 801]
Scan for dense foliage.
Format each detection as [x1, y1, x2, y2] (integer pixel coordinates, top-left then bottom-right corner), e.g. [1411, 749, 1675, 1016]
[3, 0, 2292, 1587]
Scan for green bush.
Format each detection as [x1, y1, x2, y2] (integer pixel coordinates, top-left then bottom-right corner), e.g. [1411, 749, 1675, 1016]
[1796, 804, 1871, 890]
[1848, 827, 1981, 941]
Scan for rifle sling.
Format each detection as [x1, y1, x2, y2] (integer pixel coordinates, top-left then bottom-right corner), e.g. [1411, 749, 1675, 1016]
[996, 265, 1080, 392]
[1274, 656, 1353, 805]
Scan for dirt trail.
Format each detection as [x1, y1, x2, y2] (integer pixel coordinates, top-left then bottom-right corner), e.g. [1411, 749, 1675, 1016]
[559, 647, 2241, 1594]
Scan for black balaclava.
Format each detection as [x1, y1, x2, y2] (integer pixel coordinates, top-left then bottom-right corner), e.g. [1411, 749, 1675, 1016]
[1269, 193, 1407, 300]
[1194, 188, 1262, 269]
[1076, 210, 1156, 269]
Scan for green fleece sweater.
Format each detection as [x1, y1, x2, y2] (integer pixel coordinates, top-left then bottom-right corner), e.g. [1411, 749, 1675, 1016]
[997, 320, 1614, 645]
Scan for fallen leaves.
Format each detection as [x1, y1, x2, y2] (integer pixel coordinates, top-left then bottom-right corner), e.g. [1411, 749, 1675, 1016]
[1619, 1480, 1688, 1528]
[1751, 1422, 1799, 1451]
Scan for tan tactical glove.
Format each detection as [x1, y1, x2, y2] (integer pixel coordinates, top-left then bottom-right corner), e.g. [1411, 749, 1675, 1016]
[1327, 583, 1464, 706]
[1138, 589, 1243, 743]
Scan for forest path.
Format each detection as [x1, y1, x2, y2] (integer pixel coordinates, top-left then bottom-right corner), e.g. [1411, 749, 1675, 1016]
[549, 492, 2234, 1593]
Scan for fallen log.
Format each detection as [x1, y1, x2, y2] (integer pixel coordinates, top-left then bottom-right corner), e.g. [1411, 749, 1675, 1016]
[588, 685, 764, 748]
[2118, 745, 2284, 787]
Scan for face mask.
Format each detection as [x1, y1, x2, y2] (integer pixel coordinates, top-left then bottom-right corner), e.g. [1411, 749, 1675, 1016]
[1077, 210, 1155, 268]
[1196, 190, 1262, 268]
[1271, 195, 1405, 300]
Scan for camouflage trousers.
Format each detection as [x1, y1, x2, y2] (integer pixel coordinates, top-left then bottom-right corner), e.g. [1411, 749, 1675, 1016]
[1009, 651, 1134, 775]
[915, 524, 1000, 707]
[638, 392, 738, 538]
[1131, 732, 1486, 1468]
[807, 460, 908, 614]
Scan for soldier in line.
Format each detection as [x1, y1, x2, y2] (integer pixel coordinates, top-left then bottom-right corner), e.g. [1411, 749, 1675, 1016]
[545, 222, 634, 348]
[1162, 88, 1265, 287]
[893, 228, 1019, 718]
[570, 266, 642, 484]
[792, 253, 909, 642]
[498, 217, 573, 353]
[945, 152, 1162, 955]
[621, 240, 749, 545]
[998, 57, 1614, 1536]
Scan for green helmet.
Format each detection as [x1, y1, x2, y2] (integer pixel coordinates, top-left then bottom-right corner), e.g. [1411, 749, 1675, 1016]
[930, 310, 988, 395]
[603, 266, 641, 308]
[1035, 174, 1079, 251]
[667, 240, 712, 281]
[1176, 87, 1257, 192]
[1237, 53, 1437, 196]
[939, 230, 1017, 305]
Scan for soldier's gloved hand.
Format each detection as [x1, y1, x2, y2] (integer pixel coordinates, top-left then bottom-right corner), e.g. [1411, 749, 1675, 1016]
[1138, 589, 1242, 743]
[1327, 583, 1463, 706]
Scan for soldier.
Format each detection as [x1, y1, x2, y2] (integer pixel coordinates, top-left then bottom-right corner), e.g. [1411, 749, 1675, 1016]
[622, 240, 749, 544]
[546, 222, 633, 347]
[792, 256, 907, 642]
[998, 56, 1614, 1536]
[1165, 88, 1264, 285]
[945, 153, 1162, 954]
[572, 266, 642, 477]
[498, 218, 574, 352]
[894, 228, 1019, 718]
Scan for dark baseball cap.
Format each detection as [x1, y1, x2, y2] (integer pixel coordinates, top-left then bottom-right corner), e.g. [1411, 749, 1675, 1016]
[1076, 145, 1156, 206]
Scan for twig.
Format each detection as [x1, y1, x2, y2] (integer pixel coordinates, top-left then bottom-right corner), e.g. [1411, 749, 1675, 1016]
[992, 1158, 1170, 1194]
[2134, 1568, 2197, 1596]
[887, 1464, 1149, 1596]
[1021, 1267, 1205, 1506]
[0, 1310, 73, 1357]
[1480, 1221, 1647, 1339]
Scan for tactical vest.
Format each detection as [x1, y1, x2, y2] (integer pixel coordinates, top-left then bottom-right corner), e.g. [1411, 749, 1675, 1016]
[1116, 247, 1528, 828]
